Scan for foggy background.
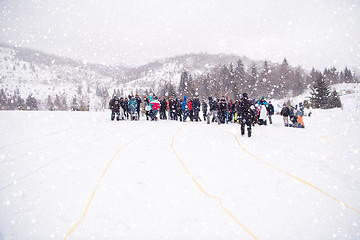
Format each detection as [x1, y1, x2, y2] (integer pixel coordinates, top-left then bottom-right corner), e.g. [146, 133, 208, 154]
[1, 0, 359, 70]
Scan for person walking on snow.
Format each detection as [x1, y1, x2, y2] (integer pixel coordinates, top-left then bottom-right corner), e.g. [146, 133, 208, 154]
[239, 93, 253, 137]
[109, 96, 120, 121]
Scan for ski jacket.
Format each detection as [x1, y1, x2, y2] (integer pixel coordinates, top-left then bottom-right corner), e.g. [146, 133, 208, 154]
[192, 98, 200, 111]
[280, 106, 290, 117]
[187, 101, 193, 111]
[208, 97, 218, 111]
[299, 104, 304, 116]
[219, 99, 227, 112]
[182, 96, 188, 111]
[239, 97, 253, 120]
[169, 99, 176, 111]
[259, 104, 267, 120]
[135, 97, 142, 111]
[128, 98, 138, 111]
[109, 98, 120, 110]
[176, 100, 182, 113]
[202, 102, 208, 113]
[160, 99, 167, 111]
[267, 104, 274, 115]
[151, 99, 161, 110]
[149, 96, 153, 110]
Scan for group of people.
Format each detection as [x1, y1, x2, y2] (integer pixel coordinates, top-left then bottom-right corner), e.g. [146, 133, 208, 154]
[109, 92, 304, 137]
[280, 102, 305, 128]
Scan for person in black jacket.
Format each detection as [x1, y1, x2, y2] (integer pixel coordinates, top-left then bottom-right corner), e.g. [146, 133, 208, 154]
[169, 97, 177, 120]
[135, 94, 142, 120]
[218, 96, 228, 124]
[280, 103, 290, 126]
[176, 98, 182, 121]
[192, 95, 201, 122]
[160, 97, 167, 120]
[109, 96, 120, 121]
[202, 99, 208, 121]
[239, 93, 253, 137]
[207, 97, 220, 124]
[267, 101, 274, 124]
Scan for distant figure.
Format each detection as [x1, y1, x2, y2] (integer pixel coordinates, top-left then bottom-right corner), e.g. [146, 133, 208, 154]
[192, 95, 201, 122]
[150, 96, 160, 121]
[280, 103, 290, 127]
[239, 93, 253, 137]
[202, 99, 208, 121]
[109, 96, 120, 121]
[182, 96, 189, 121]
[207, 96, 220, 125]
[267, 101, 274, 124]
[297, 102, 305, 128]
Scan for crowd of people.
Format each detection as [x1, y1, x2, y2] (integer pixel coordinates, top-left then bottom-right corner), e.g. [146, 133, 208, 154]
[109, 93, 305, 137]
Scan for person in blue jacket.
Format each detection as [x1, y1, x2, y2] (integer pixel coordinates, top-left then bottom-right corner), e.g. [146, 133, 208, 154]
[182, 96, 189, 121]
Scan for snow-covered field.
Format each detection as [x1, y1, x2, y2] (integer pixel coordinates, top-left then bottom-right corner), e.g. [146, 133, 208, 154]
[0, 107, 359, 240]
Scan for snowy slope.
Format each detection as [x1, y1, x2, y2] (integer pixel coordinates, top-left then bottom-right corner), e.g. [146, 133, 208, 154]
[1, 100, 359, 239]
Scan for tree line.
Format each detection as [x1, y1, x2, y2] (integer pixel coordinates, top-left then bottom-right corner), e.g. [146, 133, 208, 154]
[163, 58, 358, 109]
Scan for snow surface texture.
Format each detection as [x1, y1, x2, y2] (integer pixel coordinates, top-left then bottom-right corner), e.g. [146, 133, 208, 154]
[0, 107, 359, 240]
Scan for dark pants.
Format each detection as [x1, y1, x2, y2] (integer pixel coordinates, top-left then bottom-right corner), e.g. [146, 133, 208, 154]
[193, 109, 200, 122]
[241, 118, 252, 137]
[111, 110, 120, 121]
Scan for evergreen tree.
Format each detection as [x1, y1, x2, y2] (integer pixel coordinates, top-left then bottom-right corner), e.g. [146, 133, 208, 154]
[167, 81, 177, 97]
[71, 95, 79, 111]
[310, 73, 331, 108]
[293, 67, 306, 96]
[61, 96, 68, 111]
[46, 95, 55, 111]
[234, 59, 246, 94]
[15, 95, 26, 110]
[54, 94, 61, 110]
[343, 67, 354, 83]
[258, 61, 270, 97]
[249, 64, 258, 96]
[26, 94, 38, 110]
[327, 90, 342, 108]
[0, 89, 7, 109]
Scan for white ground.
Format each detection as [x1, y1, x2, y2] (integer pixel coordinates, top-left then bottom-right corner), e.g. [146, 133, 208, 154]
[0, 108, 359, 240]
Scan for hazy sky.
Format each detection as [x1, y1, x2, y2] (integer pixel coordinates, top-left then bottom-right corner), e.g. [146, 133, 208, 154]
[1, 0, 359, 70]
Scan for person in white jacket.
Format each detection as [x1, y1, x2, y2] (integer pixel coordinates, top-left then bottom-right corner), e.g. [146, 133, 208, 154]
[258, 103, 268, 125]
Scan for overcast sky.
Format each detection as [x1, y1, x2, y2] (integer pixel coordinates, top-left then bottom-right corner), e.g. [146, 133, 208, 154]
[1, 0, 359, 71]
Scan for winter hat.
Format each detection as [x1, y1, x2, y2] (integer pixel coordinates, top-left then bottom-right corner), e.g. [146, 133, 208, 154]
[242, 93, 248, 98]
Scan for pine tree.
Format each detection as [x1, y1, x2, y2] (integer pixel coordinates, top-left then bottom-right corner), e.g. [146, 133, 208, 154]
[178, 71, 188, 97]
[310, 73, 331, 109]
[54, 94, 61, 111]
[234, 59, 245, 94]
[327, 90, 342, 108]
[26, 94, 38, 110]
[71, 95, 79, 111]
[249, 64, 258, 96]
[46, 95, 55, 111]
[0, 89, 7, 109]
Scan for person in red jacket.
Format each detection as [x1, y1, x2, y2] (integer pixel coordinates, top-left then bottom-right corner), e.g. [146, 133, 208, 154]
[151, 96, 161, 121]
[187, 98, 193, 121]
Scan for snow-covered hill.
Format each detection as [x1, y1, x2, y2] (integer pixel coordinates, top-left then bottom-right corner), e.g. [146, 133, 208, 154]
[0, 44, 252, 110]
